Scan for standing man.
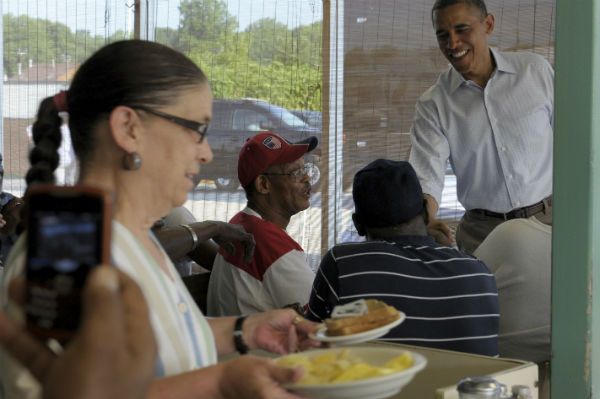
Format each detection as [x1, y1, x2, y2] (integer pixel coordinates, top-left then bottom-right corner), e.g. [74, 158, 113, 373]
[207, 132, 317, 316]
[306, 159, 499, 356]
[408, 0, 553, 254]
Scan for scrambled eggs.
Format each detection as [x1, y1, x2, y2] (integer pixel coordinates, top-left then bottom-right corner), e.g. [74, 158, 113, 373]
[276, 349, 414, 385]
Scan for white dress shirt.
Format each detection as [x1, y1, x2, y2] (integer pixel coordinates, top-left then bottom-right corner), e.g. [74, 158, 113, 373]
[409, 48, 553, 213]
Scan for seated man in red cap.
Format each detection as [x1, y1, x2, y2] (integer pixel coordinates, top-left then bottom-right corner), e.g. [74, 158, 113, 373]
[207, 132, 317, 316]
[306, 159, 499, 356]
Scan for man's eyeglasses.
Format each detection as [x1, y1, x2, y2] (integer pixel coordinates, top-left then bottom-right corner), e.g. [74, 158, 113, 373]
[133, 105, 209, 143]
[262, 165, 312, 182]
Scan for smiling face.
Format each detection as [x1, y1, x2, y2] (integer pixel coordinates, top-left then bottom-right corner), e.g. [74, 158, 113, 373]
[140, 83, 214, 209]
[433, 2, 495, 86]
[264, 157, 311, 219]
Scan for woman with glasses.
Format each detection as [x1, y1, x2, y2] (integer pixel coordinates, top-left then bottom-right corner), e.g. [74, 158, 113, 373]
[0, 40, 317, 399]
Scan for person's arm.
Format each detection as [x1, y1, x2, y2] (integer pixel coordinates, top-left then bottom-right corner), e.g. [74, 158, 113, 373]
[207, 308, 319, 356]
[154, 221, 255, 270]
[189, 240, 219, 270]
[154, 222, 222, 261]
[409, 98, 450, 245]
[0, 276, 310, 399]
[153, 224, 219, 269]
[147, 355, 304, 399]
[409, 98, 454, 246]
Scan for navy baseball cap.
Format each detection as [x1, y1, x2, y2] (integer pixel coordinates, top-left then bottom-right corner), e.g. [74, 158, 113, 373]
[353, 159, 424, 227]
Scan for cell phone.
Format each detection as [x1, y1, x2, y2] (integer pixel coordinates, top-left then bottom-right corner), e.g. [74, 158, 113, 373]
[24, 185, 111, 342]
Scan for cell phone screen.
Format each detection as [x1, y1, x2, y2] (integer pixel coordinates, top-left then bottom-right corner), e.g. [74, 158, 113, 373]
[25, 186, 110, 340]
[30, 211, 101, 270]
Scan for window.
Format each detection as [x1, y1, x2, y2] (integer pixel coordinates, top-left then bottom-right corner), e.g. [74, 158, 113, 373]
[1, 0, 554, 269]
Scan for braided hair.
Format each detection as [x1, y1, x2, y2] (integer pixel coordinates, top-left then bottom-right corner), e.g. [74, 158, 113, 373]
[26, 98, 63, 185]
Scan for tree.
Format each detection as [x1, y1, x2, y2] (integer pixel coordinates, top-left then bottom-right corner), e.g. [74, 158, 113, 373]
[178, 0, 238, 45]
[292, 21, 322, 69]
[2, 14, 103, 79]
[245, 18, 290, 64]
[155, 27, 180, 50]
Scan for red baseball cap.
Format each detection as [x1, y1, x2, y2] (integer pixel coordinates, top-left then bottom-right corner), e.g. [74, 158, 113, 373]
[238, 132, 318, 187]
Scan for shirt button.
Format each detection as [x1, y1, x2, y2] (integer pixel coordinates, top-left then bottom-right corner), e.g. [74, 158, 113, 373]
[178, 302, 188, 313]
[501, 147, 506, 152]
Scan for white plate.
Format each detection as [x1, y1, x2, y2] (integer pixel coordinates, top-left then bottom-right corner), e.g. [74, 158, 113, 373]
[282, 346, 427, 399]
[310, 312, 406, 345]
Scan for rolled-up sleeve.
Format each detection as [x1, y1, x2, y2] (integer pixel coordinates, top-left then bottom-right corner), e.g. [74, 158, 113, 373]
[408, 97, 449, 205]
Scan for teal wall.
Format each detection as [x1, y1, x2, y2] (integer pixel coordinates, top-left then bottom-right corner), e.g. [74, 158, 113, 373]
[552, 0, 600, 397]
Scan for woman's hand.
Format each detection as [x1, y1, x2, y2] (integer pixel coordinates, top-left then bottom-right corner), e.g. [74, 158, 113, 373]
[244, 309, 322, 354]
[217, 355, 305, 399]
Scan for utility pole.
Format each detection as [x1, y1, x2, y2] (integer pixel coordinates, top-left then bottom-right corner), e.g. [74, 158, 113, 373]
[134, 0, 140, 39]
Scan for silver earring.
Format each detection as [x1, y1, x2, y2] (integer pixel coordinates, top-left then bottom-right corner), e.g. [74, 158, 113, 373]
[122, 152, 142, 170]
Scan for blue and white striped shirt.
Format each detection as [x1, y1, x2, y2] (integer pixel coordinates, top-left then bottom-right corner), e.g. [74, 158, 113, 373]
[307, 235, 499, 356]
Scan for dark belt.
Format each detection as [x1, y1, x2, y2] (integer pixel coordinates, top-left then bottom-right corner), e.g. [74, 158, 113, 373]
[471, 196, 552, 221]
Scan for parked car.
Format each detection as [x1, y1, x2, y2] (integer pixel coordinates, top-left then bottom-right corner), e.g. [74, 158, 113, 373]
[290, 109, 322, 129]
[202, 99, 322, 191]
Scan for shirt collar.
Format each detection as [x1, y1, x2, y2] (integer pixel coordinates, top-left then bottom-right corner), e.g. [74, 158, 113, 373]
[448, 47, 517, 93]
[242, 206, 262, 219]
[490, 47, 517, 74]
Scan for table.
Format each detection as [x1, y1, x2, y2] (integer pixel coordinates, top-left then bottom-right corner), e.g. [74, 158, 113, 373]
[228, 341, 538, 399]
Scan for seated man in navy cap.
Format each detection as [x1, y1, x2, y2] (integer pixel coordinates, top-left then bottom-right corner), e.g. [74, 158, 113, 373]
[306, 159, 499, 356]
[207, 132, 317, 316]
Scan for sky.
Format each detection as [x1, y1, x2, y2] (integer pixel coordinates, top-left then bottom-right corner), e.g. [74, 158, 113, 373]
[2, 0, 323, 36]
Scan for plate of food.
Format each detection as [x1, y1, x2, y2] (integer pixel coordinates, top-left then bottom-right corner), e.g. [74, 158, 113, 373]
[310, 299, 406, 345]
[277, 346, 427, 399]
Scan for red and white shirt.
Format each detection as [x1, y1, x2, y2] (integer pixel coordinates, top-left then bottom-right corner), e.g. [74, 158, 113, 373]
[207, 207, 314, 316]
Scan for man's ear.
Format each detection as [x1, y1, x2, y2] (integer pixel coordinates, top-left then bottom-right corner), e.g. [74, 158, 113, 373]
[484, 13, 495, 35]
[108, 105, 142, 153]
[254, 175, 271, 195]
[352, 213, 366, 236]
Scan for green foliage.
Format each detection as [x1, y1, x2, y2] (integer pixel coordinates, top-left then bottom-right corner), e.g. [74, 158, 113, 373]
[246, 18, 290, 64]
[161, 0, 322, 111]
[2, 13, 110, 78]
[176, 0, 238, 53]
[3, 0, 322, 111]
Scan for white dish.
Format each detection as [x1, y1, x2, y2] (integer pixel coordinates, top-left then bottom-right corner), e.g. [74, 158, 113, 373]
[282, 346, 427, 399]
[310, 312, 406, 345]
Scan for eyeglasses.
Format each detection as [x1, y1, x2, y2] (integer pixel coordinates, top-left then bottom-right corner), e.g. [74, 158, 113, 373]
[262, 165, 312, 182]
[133, 105, 209, 143]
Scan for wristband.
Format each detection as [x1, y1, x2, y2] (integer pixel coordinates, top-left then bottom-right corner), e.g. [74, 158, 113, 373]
[180, 224, 199, 252]
[233, 315, 249, 355]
